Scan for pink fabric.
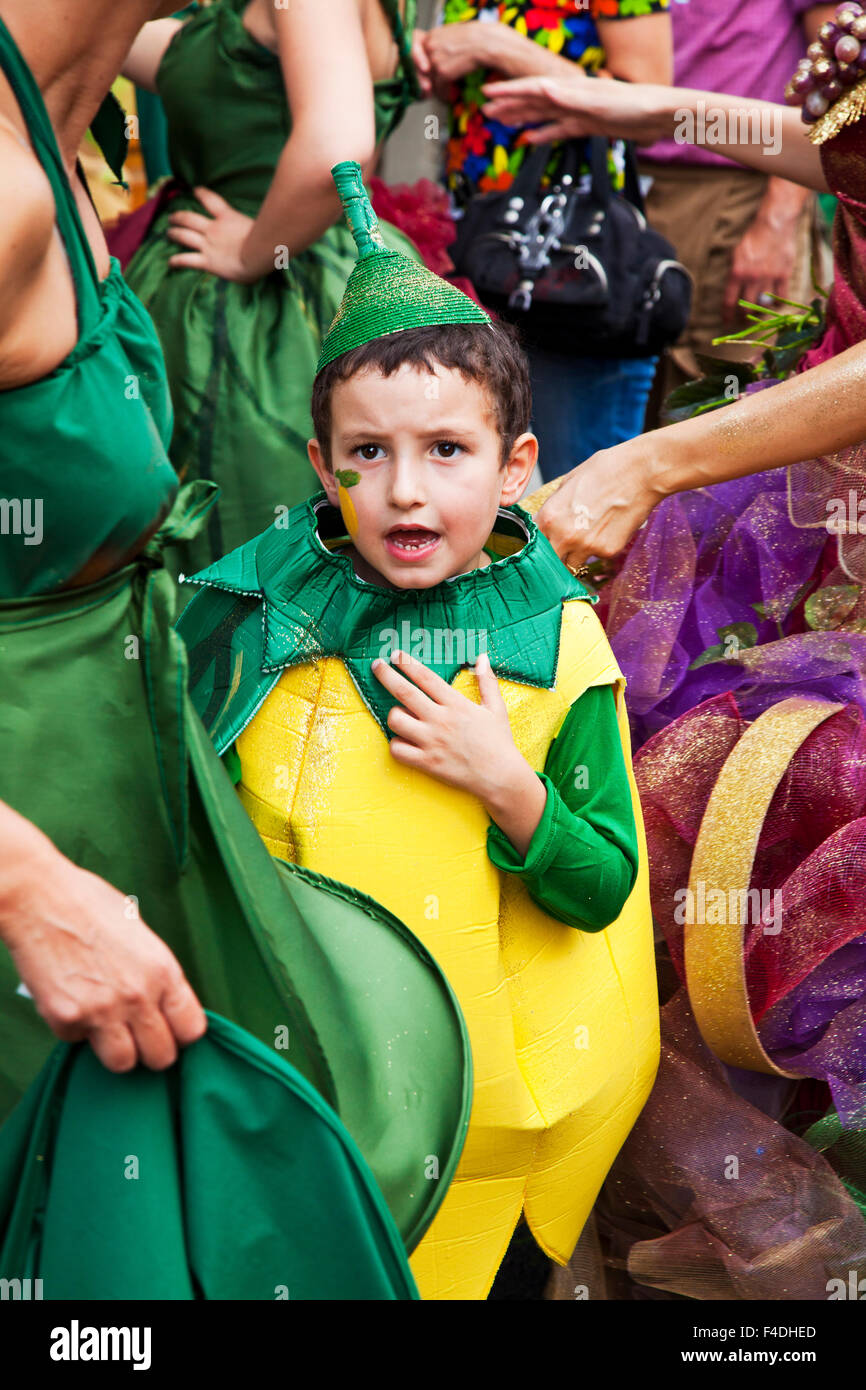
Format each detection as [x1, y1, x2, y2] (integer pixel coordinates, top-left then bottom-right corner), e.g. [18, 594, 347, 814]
[641, 0, 814, 169]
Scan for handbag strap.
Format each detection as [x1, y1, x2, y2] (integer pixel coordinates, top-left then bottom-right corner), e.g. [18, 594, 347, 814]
[587, 136, 646, 213]
[507, 140, 557, 200]
[504, 135, 647, 215]
[621, 140, 646, 214]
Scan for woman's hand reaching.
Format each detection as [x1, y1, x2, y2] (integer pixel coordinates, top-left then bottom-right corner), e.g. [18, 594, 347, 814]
[167, 186, 259, 282]
[481, 73, 671, 145]
[529, 435, 667, 570]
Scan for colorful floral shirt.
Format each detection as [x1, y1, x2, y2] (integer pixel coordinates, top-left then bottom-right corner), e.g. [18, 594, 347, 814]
[444, 0, 671, 206]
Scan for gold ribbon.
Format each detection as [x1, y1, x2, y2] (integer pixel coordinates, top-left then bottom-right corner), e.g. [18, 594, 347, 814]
[685, 696, 844, 1075]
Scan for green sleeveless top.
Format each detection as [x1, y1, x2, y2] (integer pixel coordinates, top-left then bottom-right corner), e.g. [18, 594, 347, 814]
[0, 19, 178, 599]
[156, 0, 419, 216]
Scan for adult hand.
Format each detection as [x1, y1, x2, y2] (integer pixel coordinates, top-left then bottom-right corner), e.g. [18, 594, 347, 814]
[411, 28, 434, 96]
[482, 73, 669, 145]
[529, 435, 666, 569]
[422, 21, 497, 87]
[167, 186, 259, 282]
[1, 811, 207, 1073]
[723, 213, 799, 325]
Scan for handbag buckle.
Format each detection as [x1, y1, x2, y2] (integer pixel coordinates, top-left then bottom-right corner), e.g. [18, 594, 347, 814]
[508, 279, 536, 312]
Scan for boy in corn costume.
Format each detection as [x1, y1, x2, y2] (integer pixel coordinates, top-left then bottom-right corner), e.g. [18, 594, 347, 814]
[178, 163, 660, 1300]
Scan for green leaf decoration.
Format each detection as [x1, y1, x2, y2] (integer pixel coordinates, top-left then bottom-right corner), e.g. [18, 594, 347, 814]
[804, 584, 861, 631]
[89, 90, 129, 189]
[688, 622, 757, 670]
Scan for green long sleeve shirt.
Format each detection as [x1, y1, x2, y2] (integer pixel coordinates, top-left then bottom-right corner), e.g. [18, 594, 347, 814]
[486, 684, 638, 933]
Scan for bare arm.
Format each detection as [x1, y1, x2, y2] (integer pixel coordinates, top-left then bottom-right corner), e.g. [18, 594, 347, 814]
[121, 17, 183, 93]
[421, 8, 671, 87]
[597, 13, 673, 86]
[528, 341, 866, 568]
[724, 0, 838, 311]
[240, 0, 377, 273]
[420, 19, 591, 89]
[481, 77, 829, 192]
[166, 0, 379, 280]
[0, 801, 206, 1072]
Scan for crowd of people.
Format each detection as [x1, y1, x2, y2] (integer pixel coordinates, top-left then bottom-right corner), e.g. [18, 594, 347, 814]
[2, 0, 866, 1305]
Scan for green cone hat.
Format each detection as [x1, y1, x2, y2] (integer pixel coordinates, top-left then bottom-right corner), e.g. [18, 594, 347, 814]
[316, 161, 491, 374]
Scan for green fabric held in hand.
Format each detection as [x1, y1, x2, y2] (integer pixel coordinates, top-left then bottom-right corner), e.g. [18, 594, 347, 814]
[486, 685, 639, 931]
[0, 1013, 419, 1300]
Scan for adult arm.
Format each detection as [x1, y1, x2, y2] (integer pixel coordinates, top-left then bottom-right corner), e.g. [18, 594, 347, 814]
[420, 4, 671, 90]
[724, 176, 812, 321]
[486, 684, 638, 931]
[597, 11, 673, 87]
[481, 77, 829, 191]
[528, 339, 866, 568]
[169, 0, 378, 280]
[722, 2, 836, 318]
[420, 18, 591, 91]
[120, 17, 183, 92]
[0, 802, 207, 1071]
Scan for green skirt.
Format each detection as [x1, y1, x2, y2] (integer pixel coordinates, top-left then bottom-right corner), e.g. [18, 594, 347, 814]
[126, 203, 421, 578]
[0, 487, 471, 1259]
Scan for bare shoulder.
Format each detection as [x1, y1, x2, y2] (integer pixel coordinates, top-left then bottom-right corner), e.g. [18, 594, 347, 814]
[0, 119, 54, 279]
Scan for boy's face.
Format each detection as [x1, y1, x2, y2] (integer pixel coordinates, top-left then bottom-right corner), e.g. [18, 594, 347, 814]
[308, 363, 537, 590]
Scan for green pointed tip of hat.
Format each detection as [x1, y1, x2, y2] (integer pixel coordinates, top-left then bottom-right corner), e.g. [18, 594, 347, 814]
[315, 160, 491, 375]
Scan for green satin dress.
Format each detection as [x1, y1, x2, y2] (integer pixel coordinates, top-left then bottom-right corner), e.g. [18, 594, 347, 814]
[0, 15, 469, 1296]
[125, 0, 420, 578]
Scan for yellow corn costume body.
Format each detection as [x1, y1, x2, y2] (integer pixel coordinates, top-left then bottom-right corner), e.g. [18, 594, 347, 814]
[235, 599, 657, 1298]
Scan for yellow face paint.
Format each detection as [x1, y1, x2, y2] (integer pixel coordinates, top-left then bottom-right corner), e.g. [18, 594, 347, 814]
[335, 470, 360, 539]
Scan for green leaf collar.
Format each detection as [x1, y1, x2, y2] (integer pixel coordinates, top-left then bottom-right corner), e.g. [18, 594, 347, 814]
[180, 492, 595, 741]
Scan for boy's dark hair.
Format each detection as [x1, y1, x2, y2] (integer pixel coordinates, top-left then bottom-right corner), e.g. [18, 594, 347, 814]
[311, 320, 532, 467]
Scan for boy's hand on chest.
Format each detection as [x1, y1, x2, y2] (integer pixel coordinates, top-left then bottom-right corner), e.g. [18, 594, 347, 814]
[371, 649, 547, 858]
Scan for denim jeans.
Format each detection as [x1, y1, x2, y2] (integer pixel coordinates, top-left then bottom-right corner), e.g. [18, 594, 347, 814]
[527, 347, 658, 484]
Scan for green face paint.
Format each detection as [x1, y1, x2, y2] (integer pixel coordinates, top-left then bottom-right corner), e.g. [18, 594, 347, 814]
[335, 470, 360, 489]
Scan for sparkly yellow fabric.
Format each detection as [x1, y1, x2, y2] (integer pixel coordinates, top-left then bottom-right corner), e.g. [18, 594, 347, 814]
[808, 75, 866, 144]
[235, 599, 659, 1299]
[685, 696, 844, 1077]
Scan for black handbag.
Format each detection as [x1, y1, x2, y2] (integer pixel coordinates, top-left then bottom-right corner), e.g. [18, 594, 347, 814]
[450, 137, 692, 359]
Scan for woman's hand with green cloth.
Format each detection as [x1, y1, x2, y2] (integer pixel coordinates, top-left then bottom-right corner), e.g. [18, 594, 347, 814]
[526, 340, 866, 570]
[0, 802, 207, 1074]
